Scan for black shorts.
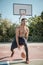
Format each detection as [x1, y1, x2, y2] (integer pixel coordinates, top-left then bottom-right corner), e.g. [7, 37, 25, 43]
[11, 37, 27, 51]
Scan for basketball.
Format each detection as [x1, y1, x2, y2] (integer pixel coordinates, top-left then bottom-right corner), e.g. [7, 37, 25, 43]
[21, 52, 26, 58]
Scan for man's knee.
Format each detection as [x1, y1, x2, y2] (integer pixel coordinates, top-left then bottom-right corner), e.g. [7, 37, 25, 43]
[24, 42, 28, 50]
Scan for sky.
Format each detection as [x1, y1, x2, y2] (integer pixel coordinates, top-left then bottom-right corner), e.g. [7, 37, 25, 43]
[0, 0, 43, 24]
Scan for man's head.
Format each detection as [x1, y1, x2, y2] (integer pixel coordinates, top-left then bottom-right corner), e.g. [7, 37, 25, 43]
[21, 18, 27, 26]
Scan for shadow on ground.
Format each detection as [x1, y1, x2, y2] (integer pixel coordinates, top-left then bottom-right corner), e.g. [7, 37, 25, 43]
[0, 56, 10, 60]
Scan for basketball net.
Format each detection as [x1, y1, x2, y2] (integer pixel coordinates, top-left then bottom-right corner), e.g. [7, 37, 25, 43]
[19, 13, 26, 22]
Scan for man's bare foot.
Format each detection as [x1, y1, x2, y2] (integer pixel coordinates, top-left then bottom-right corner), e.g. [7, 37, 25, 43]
[26, 60, 29, 64]
[11, 51, 14, 57]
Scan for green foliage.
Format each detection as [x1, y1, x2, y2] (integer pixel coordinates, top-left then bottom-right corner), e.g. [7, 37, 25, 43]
[0, 18, 17, 42]
[28, 12, 43, 42]
[0, 11, 43, 42]
[41, 11, 43, 20]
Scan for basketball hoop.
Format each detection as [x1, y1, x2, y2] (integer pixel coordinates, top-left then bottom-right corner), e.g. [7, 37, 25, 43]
[20, 13, 26, 17]
[13, 3, 32, 22]
[19, 13, 26, 20]
[19, 9, 26, 21]
[19, 14, 26, 22]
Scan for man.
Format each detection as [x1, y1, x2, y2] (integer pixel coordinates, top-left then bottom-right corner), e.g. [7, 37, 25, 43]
[11, 18, 29, 64]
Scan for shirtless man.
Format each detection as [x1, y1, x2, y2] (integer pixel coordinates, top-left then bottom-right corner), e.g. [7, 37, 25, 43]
[11, 18, 29, 64]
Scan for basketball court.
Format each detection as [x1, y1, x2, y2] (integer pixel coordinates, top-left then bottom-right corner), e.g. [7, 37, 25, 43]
[0, 3, 43, 65]
[0, 43, 43, 65]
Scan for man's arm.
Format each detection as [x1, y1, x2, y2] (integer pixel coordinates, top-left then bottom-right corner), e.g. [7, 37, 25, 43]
[16, 27, 19, 46]
[25, 27, 29, 39]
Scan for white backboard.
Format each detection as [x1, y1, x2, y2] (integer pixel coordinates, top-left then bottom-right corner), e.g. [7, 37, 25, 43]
[13, 3, 32, 16]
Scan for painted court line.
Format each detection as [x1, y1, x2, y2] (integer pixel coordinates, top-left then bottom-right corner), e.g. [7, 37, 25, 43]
[0, 59, 43, 64]
[0, 60, 25, 65]
[0, 43, 43, 46]
[30, 59, 43, 61]
[0, 50, 11, 53]
[0, 61, 10, 65]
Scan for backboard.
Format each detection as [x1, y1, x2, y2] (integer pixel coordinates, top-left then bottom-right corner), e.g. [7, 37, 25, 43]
[13, 3, 32, 16]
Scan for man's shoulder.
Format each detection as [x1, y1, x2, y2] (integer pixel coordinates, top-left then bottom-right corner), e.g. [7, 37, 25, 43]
[16, 26, 20, 30]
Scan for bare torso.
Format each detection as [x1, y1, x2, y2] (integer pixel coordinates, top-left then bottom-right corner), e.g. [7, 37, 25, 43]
[15, 22, 29, 48]
[18, 25, 29, 38]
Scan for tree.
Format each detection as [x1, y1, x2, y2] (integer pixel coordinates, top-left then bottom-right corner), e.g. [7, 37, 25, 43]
[41, 11, 43, 20]
[28, 12, 43, 42]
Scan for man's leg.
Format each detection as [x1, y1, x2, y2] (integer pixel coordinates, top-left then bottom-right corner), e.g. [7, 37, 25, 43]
[23, 38, 29, 63]
[11, 47, 14, 57]
[10, 38, 17, 57]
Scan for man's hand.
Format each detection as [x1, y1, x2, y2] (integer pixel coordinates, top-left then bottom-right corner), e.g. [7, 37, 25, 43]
[18, 45, 20, 50]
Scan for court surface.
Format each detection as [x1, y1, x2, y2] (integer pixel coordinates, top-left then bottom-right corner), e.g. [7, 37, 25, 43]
[0, 42, 43, 65]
